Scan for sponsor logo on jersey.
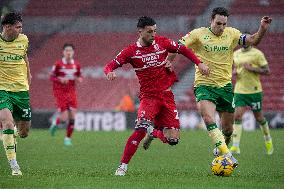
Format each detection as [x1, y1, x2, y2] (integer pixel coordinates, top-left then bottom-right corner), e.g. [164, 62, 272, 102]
[0, 54, 24, 62]
[203, 35, 212, 40]
[132, 49, 167, 70]
[142, 54, 160, 63]
[204, 44, 229, 52]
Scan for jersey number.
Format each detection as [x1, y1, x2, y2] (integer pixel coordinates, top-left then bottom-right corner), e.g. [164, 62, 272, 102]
[251, 102, 261, 110]
[22, 108, 31, 118]
[174, 110, 179, 120]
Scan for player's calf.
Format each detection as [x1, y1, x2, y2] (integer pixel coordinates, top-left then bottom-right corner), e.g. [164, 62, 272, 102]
[222, 130, 233, 146]
[115, 128, 146, 176]
[135, 119, 154, 150]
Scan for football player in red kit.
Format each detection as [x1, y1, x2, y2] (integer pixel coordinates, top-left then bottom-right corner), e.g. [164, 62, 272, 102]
[49, 43, 82, 146]
[104, 16, 210, 176]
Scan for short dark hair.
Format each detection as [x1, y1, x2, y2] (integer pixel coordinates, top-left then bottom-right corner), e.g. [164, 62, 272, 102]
[137, 16, 156, 28]
[1, 12, 22, 26]
[211, 7, 229, 20]
[63, 43, 75, 50]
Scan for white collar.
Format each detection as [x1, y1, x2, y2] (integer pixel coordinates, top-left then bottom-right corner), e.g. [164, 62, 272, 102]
[62, 58, 74, 64]
[136, 39, 155, 47]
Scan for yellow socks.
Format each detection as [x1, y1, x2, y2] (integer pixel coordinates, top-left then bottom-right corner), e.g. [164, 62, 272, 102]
[207, 123, 230, 155]
[2, 129, 16, 160]
[232, 120, 242, 147]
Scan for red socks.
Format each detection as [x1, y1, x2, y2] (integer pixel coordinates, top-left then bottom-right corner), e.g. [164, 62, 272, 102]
[121, 129, 146, 164]
[66, 119, 75, 138]
[120, 129, 169, 164]
[55, 117, 61, 125]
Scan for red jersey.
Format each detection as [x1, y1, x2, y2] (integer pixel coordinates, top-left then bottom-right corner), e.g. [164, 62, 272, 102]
[104, 36, 201, 98]
[50, 58, 82, 93]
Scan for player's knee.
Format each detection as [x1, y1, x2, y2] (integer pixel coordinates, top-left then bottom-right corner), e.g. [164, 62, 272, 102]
[202, 114, 215, 125]
[255, 115, 264, 123]
[164, 128, 180, 146]
[18, 122, 30, 138]
[167, 138, 179, 146]
[223, 130, 233, 138]
[135, 119, 153, 131]
[19, 131, 28, 138]
[19, 127, 29, 138]
[69, 119, 75, 125]
[1, 120, 14, 129]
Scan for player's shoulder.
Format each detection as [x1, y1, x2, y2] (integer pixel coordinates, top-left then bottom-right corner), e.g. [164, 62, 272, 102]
[251, 47, 265, 55]
[225, 27, 241, 35]
[191, 27, 207, 34]
[17, 34, 29, 42]
[154, 35, 171, 44]
[55, 59, 63, 65]
[123, 43, 137, 52]
[115, 43, 136, 57]
[183, 27, 207, 39]
[74, 59, 81, 65]
[251, 47, 262, 53]
[234, 48, 242, 54]
[155, 35, 169, 41]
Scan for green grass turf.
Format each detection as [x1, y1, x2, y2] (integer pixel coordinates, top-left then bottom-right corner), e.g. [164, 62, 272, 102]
[0, 129, 283, 189]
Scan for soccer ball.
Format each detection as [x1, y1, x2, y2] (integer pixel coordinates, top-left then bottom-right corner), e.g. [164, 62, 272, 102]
[211, 156, 234, 177]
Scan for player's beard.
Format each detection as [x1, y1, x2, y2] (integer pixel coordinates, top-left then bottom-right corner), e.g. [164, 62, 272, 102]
[11, 32, 20, 41]
[144, 38, 154, 46]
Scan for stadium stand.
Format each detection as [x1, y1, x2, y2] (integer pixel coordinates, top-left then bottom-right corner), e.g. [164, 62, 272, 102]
[230, 0, 284, 15]
[24, 0, 210, 17]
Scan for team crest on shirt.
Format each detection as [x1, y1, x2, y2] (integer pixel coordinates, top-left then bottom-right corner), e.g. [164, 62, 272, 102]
[154, 44, 160, 51]
[135, 50, 141, 55]
[203, 35, 211, 40]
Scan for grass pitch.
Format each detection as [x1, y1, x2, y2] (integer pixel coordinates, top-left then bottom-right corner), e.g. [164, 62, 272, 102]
[0, 129, 283, 189]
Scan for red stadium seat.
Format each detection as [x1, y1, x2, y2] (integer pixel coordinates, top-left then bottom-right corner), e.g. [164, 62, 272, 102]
[230, 0, 284, 15]
[24, 0, 210, 17]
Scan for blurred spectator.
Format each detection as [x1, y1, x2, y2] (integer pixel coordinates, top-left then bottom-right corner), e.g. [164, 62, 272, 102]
[115, 94, 135, 112]
[259, 0, 270, 6]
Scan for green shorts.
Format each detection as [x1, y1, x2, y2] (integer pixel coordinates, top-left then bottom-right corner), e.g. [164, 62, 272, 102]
[194, 83, 235, 113]
[234, 92, 263, 112]
[0, 90, 31, 121]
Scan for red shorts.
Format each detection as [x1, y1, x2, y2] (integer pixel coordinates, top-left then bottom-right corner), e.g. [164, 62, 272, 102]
[137, 91, 180, 130]
[53, 90, 77, 112]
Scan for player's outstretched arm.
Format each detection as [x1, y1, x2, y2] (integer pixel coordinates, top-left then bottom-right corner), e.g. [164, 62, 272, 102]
[178, 45, 210, 76]
[24, 55, 32, 85]
[246, 16, 272, 46]
[165, 39, 209, 76]
[104, 61, 119, 81]
[104, 47, 132, 81]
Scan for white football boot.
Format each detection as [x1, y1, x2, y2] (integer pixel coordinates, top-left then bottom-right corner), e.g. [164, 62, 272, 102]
[115, 163, 128, 176]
